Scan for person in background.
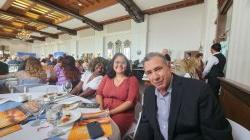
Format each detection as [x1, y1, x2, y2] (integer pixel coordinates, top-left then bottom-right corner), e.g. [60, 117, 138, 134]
[174, 58, 200, 79]
[162, 48, 171, 62]
[0, 61, 9, 93]
[47, 54, 56, 66]
[195, 53, 204, 80]
[0, 61, 9, 75]
[61, 55, 81, 88]
[7, 55, 20, 65]
[53, 56, 65, 85]
[96, 53, 139, 136]
[82, 58, 89, 71]
[75, 60, 84, 73]
[0, 57, 47, 84]
[184, 52, 191, 60]
[135, 52, 232, 140]
[71, 57, 107, 101]
[203, 43, 226, 97]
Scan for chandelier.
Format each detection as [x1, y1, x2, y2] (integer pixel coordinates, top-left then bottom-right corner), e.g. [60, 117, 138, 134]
[16, 29, 31, 40]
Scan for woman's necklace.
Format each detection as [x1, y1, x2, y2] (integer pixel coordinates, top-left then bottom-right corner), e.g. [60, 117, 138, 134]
[114, 77, 124, 86]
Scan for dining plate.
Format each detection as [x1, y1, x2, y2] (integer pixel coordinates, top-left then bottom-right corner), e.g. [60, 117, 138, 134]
[58, 110, 81, 127]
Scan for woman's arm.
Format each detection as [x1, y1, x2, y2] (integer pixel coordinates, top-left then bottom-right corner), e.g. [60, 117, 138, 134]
[109, 101, 133, 115]
[96, 94, 104, 110]
[0, 73, 15, 80]
[78, 87, 96, 97]
[70, 81, 83, 95]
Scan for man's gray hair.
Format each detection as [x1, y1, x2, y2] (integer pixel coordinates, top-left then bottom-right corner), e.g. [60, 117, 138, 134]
[142, 52, 170, 66]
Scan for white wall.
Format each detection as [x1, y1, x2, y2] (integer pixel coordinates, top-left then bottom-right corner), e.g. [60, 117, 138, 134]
[30, 3, 206, 61]
[0, 39, 32, 55]
[147, 4, 205, 60]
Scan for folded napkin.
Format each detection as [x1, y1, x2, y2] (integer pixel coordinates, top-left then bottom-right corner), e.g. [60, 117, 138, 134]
[0, 98, 10, 104]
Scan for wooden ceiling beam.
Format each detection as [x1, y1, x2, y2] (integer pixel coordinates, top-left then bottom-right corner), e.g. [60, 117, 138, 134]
[0, 9, 77, 35]
[32, 0, 103, 31]
[144, 0, 204, 15]
[117, 0, 144, 23]
[0, 19, 59, 39]
[30, 35, 46, 41]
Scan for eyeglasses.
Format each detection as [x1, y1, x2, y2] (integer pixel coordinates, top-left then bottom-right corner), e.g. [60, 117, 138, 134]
[114, 61, 127, 65]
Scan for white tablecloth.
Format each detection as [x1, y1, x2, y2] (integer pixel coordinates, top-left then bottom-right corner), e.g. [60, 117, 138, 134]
[0, 92, 121, 140]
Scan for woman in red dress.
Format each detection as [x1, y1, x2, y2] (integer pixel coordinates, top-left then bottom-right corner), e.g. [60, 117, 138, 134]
[96, 53, 139, 136]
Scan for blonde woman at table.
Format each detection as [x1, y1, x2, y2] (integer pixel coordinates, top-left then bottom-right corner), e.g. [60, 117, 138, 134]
[96, 53, 139, 136]
[71, 57, 107, 101]
[0, 57, 47, 84]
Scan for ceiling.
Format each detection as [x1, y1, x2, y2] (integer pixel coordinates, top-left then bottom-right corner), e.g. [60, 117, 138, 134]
[0, 0, 204, 43]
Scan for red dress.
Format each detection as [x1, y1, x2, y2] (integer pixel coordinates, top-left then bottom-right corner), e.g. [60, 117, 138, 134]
[97, 75, 139, 136]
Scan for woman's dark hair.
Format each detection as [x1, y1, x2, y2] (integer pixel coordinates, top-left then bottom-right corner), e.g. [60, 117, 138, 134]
[88, 57, 108, 75]
[57, 56, 63, 63]
[61, 55, 80, 86]
[107, 53, 132, 78]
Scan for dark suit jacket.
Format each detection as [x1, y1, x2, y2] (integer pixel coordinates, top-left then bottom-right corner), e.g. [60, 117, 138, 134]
[135, 75, 232, 140]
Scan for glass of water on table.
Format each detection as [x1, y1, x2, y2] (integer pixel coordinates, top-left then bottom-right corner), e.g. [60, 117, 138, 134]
[46, 104, 64, 137]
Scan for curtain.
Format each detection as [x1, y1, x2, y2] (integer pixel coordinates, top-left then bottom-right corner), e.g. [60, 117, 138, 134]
[226, 0, 250, 86]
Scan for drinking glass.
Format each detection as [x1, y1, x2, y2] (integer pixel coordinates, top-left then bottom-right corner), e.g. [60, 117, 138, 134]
[30, 99, 45, 126]
[46, 87, 58, 103]
[46, 105, 63, 137]
[62, 81, 72, 94]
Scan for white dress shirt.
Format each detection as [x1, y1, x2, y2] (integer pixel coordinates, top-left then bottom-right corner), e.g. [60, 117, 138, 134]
[202, 52, 220, 78]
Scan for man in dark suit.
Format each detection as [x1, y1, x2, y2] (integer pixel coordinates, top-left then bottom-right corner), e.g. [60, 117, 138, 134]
[134, 52, 232, 140]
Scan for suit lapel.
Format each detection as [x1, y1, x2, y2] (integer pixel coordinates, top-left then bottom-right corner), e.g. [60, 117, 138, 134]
[147, 87, 160, 131]
[168, 75, 183, 140]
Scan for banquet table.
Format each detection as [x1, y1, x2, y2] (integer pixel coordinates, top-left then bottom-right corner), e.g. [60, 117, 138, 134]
[0, 92, 121, 140]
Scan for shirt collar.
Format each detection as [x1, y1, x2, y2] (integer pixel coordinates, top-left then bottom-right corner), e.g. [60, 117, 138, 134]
[155, 75, 173, 97]
[213, 52, 220, 55]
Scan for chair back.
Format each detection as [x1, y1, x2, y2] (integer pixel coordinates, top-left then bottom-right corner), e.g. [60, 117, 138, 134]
[227, 119, 250, 140]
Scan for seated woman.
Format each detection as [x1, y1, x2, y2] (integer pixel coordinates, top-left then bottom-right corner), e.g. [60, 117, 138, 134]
[173, 57, 201, 79]
[60, 55, 81, 88]
[71, 57, 107, 100]
[53, 57, 65, 85]
[0, 57, 47, 89]
[96, 53, 139, 136]
[75, 60, 84, 74]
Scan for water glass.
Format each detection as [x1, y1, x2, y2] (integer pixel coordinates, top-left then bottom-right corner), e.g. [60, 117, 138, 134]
[62, 81, 72, 94]
[46, 105, 63, 137]
[30, 99, 45, 126]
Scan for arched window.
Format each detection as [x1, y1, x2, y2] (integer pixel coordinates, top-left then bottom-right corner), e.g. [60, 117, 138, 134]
[107, 41, 114, 59]
[123, 40, 131, 59]
[115, 40, 122, 53]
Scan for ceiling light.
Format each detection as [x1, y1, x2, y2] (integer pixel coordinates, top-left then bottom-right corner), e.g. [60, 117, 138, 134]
[16, 29, 31, 40]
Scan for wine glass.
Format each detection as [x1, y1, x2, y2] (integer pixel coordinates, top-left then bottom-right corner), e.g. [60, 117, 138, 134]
[46, 105, 63, 138]
[62, 81, 72, 95]
[29, 99, 45, 126]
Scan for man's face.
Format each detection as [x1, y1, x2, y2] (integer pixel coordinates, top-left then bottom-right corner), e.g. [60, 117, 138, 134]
[144, 56, 172, 92]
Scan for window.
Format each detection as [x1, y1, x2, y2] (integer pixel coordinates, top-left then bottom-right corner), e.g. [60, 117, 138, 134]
[107, 41, 114, 59]
[123, 40, 131, 59]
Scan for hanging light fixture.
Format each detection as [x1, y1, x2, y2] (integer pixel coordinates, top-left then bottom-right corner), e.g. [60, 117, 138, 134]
[16, 29, 31, 40]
